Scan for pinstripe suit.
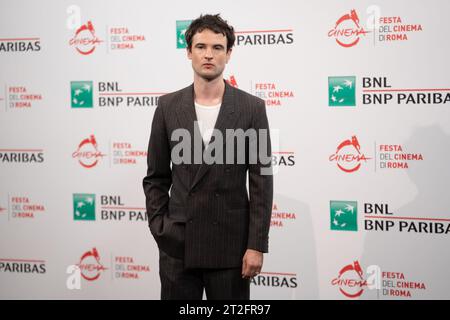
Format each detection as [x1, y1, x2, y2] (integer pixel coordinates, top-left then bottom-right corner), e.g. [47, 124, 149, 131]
[143, 81, 273, 299]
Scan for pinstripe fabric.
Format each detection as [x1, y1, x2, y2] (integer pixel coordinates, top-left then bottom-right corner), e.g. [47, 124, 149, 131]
[143, 81, 273, 271]
[159, 249, 250, 300]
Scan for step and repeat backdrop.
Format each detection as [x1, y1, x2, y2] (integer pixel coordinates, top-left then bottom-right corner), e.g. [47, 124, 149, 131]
[1, 0, 450, 299]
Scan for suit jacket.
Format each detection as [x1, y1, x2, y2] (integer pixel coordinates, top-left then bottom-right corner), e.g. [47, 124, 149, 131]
[143, 81, 273, 269]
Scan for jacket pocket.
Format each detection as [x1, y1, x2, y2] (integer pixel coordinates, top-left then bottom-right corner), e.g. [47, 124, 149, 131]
[151, 206, 186, 259]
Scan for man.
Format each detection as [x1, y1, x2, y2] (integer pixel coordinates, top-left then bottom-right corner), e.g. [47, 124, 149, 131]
[143, 14, 273, 300]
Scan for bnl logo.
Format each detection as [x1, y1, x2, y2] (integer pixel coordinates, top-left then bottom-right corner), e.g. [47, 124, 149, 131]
[330, 200, 357, 231]
[328, 76, 356, 107]
[176, 20, 192, 49]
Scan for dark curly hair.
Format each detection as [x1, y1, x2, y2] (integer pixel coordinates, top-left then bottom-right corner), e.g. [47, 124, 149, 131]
[185, 14, 235, 52]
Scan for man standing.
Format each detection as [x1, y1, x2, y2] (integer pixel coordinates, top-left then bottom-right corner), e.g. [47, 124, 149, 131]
[143, 14, 273, 300]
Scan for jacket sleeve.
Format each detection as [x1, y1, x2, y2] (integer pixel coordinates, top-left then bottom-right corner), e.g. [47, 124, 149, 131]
[247, 98, 273, 253]
[142, 99, 172, 231]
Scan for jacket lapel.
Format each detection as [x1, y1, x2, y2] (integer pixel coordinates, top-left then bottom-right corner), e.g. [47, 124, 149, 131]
[176, 83, 205, 151]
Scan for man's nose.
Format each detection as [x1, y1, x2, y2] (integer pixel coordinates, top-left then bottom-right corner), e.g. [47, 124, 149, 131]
[204, 47, 213, 58]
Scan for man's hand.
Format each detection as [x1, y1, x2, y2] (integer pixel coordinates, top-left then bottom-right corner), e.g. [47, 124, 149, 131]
[241, 249, 263, 279]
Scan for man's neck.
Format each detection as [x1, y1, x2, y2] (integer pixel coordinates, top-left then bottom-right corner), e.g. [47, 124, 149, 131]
[193, 76, 225, 106]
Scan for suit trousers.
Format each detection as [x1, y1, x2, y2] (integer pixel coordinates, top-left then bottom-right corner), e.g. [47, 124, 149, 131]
[159, 249, 250, 300]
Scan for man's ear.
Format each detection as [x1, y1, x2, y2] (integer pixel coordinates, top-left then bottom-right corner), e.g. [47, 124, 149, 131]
[187, 47, 192, 60]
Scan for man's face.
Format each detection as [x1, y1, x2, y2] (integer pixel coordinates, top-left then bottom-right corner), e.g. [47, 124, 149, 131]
[187, 29, 231, 81]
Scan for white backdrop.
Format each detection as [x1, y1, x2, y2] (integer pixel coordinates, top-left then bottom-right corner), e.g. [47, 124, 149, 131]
[1, 0, 450, 299]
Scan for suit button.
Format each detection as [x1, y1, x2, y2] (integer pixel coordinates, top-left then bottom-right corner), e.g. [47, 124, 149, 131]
[212, 221, 218, 225]
[215, 192, 219, 197]
[189, 219, 193, 223]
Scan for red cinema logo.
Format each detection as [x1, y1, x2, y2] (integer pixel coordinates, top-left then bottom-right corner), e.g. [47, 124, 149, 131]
[328, 10, 370, 47]
[332, 261, 368, 298]
[69, 21, 103, 55]
[225, 75, 238, 88]
[72, 135, 106, 168]
[77, 248, 107, 281]
[329, 135, 371, 173]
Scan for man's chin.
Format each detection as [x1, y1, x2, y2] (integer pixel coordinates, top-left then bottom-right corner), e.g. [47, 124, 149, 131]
[200, 74, 221, 82]
[196, 69, 223, 82]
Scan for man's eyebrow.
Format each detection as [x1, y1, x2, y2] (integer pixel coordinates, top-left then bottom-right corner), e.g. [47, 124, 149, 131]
[194, 43, 225, 47]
